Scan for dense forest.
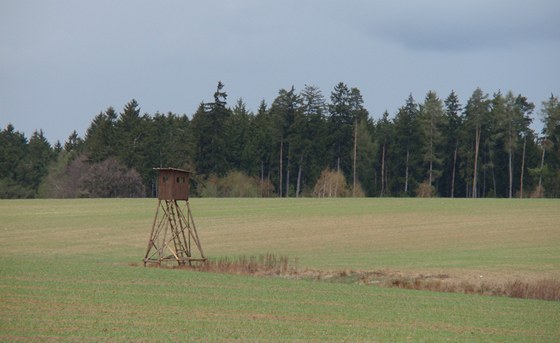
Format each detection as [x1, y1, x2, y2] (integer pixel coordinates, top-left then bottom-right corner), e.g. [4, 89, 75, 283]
[2, 82, 560, 198]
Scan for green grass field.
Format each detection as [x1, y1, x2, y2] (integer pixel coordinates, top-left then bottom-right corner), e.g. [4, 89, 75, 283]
[1, 198, 559, 341]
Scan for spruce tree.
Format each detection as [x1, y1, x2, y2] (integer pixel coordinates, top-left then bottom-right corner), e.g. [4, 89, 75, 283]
[514, 95, 535, 198]
[393, 94, 421, 195]
[443, 91, 463, 197]
[328, 82, 353, 177]
[190, 82, 232, 177]
[464, 88, 490, 198]
[540, 94, 560, 196]
[270, 86, 302, 197]
[376, 111, 393, 196]
[84, 107, 117, 162]
[419, 91, 445, 196]
[300, 85, 328, 195]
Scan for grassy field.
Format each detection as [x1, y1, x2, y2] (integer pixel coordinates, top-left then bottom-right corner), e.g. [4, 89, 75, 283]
[1, 198, 559, 341]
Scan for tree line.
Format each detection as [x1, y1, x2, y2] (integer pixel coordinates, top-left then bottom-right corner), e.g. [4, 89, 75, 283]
[1, 82, 559, 198]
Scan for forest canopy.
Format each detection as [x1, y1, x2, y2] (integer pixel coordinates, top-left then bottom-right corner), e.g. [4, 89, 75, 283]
[2, 82, 559, 198]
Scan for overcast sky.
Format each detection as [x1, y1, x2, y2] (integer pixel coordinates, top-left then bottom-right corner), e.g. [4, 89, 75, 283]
[1, 0, 559, 144]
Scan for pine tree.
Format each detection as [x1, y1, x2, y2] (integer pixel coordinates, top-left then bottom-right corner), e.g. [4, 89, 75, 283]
[464, 88, 490, 198]
[114, 99, 143, 168]
[443, 91, 463, 198]
[270, 86, 302, 197]
[393, 94, 421, 195]
[249, 100, 276, 196]
[0, 124, 27, 181]
[540, 94, 560, 196]
[497, 91, 534, 198]
[227, 98, 253, 172]
[419, 91, 445, 195]
[0, 124, 35, 198]
[354, 118, 376, 196]
[328, 82, 354, 177]
[299, 85, 328, 195]
[190, 82, 232, 177]
[84, 107, 117, 162]
[151, 112, 192, 170]
[64, 130, 83, 153]
[25, 130, 55, 192]
[514, 95, 535, 198]
[348, 87, 370, 196]
[376, 111, 393, 196]
[482, 91, 506, 197]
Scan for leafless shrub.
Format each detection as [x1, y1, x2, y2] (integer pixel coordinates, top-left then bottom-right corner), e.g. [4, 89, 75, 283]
[39, 153, 89, 198]
[259, 179, 276, 197]
[313, 169, 349, 197]
[40, 153, 145, 198]
[199, 171, 265, 197]
[80, 157, 144, 197]
[220, 171, 259, 197]
[415, 181, 436, 198]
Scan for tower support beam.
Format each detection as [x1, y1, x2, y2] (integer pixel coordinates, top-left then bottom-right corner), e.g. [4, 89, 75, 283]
[144, 199, 206, 266]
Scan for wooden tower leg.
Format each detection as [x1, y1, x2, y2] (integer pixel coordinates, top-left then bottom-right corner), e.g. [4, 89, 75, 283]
[144, 200, 161, 266]
[144, 199, 206, 266]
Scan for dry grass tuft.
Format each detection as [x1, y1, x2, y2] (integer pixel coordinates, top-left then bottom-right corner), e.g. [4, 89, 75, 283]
[383, 275, 560, 301]
[504, 279, 560, 301]
[136, 258, 560, 302]
[156, 258, 560, 301]
[187, 254, 299, 276]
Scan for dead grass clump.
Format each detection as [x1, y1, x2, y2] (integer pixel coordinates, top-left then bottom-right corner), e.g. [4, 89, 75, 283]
[384, 275, 560, 301]
[136, 259, 560, 302]
[388, 277, 500, 296]
[505, 279, 560, 301]
[386, 276, 460, 294]
[192, 254, 298, 276]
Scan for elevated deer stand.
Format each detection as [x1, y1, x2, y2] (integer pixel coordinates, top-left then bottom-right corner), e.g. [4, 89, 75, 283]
[143, 168, 206, 266]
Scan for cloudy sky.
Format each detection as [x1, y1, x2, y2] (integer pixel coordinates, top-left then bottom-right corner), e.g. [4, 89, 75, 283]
[1, 0, 559, 144]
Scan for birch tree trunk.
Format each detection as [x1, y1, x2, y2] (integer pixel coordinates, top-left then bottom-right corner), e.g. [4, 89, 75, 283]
[519, 135, 527, 198]
[353, 120, 357, 197]
[279, 136, 283, 197]
[472, 125, 481, 198]
[508, 133, 513, 198]
[296, 159, 302, 198]
[538, 146, 545, 189]
[428, 131, 433, 187]
[285, 147, 290, 198]
[380, 143, 386, 197]
[451, 139, 458, 198]
[335, 156, 340, 196]
[429, 160, 433, 186]
[404, 149, 410, 194]
[428, 114, 434, 187]
[260, 160, 264, 197]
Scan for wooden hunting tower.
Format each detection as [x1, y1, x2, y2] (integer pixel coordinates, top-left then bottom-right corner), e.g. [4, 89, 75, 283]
[143, 168, 206, 266]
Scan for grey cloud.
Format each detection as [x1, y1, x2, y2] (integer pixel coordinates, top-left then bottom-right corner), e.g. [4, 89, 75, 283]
[362, 0, 560, 52]
[0, 0, 558, 143]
